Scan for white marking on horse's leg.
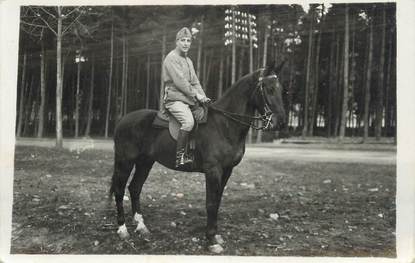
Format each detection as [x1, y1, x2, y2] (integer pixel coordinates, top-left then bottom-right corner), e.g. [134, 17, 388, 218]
[117, 223, 130, 239]
[133, 213, 150, 234]
[214, 234, 225, 245]
[209, 244, 224, 254]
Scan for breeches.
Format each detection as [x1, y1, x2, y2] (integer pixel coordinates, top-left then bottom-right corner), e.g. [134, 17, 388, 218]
[165, 101, 194, 131]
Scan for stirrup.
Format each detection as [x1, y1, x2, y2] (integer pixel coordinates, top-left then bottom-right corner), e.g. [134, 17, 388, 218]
[176, 150, 193, 168]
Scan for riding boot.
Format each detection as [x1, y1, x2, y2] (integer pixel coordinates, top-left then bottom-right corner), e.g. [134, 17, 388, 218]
[176, 130, 193, 168]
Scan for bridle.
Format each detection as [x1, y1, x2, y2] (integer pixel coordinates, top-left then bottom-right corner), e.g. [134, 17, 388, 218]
[210, 69, 278, 131]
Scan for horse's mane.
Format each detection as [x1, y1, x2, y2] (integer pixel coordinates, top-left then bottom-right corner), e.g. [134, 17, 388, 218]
[213, 69, 260, 106]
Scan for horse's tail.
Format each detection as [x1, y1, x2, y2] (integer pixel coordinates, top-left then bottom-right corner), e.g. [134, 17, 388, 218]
[108, 156, 116, 201]
[109, 109, 157, 201]
[108, 180, 115, 199]
[109, 150, 123, 201]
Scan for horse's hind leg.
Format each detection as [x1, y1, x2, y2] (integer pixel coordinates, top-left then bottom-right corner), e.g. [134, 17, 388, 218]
[111, 156, 134, 239]
[128, 156, 154, 236]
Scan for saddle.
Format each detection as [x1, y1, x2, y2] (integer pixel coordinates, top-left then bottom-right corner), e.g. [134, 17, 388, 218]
[152, 103, 208, 142]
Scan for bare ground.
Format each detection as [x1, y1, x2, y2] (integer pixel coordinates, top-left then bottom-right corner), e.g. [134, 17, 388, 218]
[11, 145, 396, 256]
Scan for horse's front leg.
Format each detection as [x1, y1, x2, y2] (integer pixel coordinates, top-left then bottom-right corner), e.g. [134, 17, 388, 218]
[204, 166, 227, 253]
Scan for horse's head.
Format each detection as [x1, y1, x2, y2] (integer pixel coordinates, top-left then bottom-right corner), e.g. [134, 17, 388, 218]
[250, 60, 286, 130]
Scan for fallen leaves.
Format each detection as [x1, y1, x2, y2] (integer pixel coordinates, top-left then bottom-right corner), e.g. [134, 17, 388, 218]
[32, 195, 41, 202]
[240, 182, 255, 189]
[269, 213, 280, 221]
[11, 145, 396, 256]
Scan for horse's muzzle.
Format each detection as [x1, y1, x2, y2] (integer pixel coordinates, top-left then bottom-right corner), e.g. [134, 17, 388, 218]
[270, 113, 286, 131]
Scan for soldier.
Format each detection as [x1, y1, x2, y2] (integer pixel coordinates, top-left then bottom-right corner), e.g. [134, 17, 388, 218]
[162, 27, 211, 168]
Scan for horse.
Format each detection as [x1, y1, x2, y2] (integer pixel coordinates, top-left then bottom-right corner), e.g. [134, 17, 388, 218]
[110, 60, 286, 253]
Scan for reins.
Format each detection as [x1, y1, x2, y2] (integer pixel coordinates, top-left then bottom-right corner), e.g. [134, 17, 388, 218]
[210, 69, 276, 131]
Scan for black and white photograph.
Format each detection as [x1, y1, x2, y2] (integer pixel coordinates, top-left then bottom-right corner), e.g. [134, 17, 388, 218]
[0, 0, 414, 262]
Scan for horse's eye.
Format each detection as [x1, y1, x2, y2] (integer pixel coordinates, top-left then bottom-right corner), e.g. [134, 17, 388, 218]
[267, 86, 276, 94]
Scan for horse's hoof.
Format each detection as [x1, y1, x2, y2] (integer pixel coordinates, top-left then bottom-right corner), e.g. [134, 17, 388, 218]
[209, 244, 224, 254]
[134, 226, 151, 238]
[214, 234, 225, 245]
[117, 224, 130, 239]
[133, 213, 150, 237]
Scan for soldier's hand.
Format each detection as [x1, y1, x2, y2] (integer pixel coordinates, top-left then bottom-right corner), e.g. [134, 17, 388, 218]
[196, 93, 210, 104]
[202, 97, 211, 104]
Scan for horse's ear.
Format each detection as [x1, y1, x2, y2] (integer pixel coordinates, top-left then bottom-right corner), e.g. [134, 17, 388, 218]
[265, 59, 276, 75]
[266, 60, 275, 72]
[274, 60, 286, 75]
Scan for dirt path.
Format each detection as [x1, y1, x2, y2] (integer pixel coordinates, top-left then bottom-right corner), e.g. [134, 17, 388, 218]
[246, 147, 395, 165]
[16, 138, 396, 165]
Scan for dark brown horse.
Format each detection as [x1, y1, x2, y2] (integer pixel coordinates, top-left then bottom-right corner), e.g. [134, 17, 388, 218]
[110, 61, 286, 252]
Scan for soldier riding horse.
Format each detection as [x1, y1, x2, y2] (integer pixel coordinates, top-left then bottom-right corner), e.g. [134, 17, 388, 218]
[110, 60, 286, 252]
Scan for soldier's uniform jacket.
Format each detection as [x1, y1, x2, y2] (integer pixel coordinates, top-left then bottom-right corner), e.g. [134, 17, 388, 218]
[162, 49, 206, 106]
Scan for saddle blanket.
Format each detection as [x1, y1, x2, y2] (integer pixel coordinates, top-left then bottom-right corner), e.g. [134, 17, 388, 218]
[152, 103, 208, 141]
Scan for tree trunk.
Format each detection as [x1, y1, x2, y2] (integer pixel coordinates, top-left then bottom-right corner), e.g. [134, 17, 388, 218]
[334, 34, 342, 137]
[37, 42, 46, 138]
[124, 43, 129, 115]
[391, 27, 396, 142]
[75, 58, 81, 138]
[256, 27, 269, 143]
[350, 19, 356, 136]
[238, 47, 244, 79]
[121, 35, 127, 116]
[206, 51, 212, 89]
[146, 54, 150, 108]
[217, 47, 224, 98]
[375, 5, 386, 141]
[202, 50, 208, 88]
[384, 27, 393, 136]
[231, 9, 236, 84]
[56, 7, 63, 148]
[225, 53, 230, 90]
[16, 52, 27, 137]
[339, 4, 350, 140]
[302, 11, 314, 138]
[70, 70, 76, 134]
[285, 56, 295, 134]
[23, 75, 34, 136]
[248, 15, 254, 74]
[113, 59, 119, 121]
[159, 31, 166, 109]
[136, 62, 142, 107]
[85, 55, 95, 137]
[197, 15, 204, 78]
[61, 55, 66, 134]
[153, 65, 159, 107]
[309, 17, 322, 136]
[327, 28, 336, 137]
[105, 22, 114, 138]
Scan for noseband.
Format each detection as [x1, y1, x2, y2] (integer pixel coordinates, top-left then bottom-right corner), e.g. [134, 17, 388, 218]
[210, 69, 277, 130]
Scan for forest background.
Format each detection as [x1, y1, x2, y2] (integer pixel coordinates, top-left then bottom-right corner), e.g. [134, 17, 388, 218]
[16, 3, 396, 147]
